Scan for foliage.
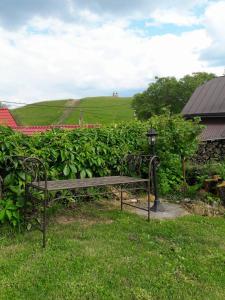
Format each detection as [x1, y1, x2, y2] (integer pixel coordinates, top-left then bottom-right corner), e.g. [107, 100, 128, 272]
[0, 115, 201, 225]
[149, 112, 203, 193]
[132, 72, 216, 120]
[176, 161, 225, 203]
[0, 198, 21, 226]
[186, 161, 225, 186]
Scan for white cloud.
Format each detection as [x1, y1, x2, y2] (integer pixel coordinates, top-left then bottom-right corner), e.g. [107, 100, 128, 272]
[0, 18, 218, 104]
[0, 1, 224, 104]
[204, 1, 225, 38]
[0, 0, 208, 28]
[200, 1, 225, 67]
[148, 9, 200, 26]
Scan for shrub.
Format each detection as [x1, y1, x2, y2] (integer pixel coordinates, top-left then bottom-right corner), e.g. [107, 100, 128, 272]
[186, 161, 225, 186]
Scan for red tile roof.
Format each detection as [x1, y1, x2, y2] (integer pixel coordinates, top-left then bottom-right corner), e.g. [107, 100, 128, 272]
[0, 108, 100, 135]
[0, 108, 17, 127]
[13, 124, 100, 135]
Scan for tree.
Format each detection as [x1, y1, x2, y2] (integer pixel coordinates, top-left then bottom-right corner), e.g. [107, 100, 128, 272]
[132, 72, 216, 120]
[149, 112, 203, 192]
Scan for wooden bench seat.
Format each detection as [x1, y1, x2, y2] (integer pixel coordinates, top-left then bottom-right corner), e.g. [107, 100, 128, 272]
[30, 176, 148, 191]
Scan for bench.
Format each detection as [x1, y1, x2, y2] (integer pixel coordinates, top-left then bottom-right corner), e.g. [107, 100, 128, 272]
[18, 154, 159, 247]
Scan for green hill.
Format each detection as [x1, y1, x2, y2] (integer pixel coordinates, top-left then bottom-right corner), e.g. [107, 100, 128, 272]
[11, 100, 68, 126]
[11, 96, 134, 126]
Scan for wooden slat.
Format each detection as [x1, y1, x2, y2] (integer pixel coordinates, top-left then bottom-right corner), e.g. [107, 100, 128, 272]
[30, 176, 148, 191]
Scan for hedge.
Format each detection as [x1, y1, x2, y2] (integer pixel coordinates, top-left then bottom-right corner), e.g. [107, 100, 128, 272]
[0, 114, 202, 226]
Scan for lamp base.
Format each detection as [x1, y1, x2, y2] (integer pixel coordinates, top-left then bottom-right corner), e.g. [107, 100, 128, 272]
[150, 200, 165, 212]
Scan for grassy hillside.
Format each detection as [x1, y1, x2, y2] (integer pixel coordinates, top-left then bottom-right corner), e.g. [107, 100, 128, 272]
[11, 96, 134, 126]
[64, 97, 133, 125]
[12, 100, 68, 126]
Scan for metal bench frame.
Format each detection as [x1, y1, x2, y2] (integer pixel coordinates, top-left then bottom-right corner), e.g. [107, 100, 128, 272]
[18, 154, 159, 247]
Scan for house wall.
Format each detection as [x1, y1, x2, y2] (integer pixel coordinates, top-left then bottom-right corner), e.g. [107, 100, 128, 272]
[192, 117, 225, 163]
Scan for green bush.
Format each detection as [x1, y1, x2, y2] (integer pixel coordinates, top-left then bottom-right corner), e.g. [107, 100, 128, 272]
[0, 115, 202, 226]
[186, 161, 225, 186]
[0, 198, 21, 227]
[149, 112, 203, 193]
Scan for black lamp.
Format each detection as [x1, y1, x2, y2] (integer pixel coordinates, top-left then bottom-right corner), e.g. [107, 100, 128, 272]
[146, 128, 164, 212]
[146, 128, 157, 150]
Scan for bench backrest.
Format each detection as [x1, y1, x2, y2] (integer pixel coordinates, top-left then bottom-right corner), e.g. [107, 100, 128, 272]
[121, 154, 160, 180]
[16, 156, 48, 189]
[16, 154, 159, 189]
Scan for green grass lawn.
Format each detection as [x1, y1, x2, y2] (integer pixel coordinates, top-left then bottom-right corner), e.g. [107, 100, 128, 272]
[11, 96, 134, 126]
[1, 201, 225, 300]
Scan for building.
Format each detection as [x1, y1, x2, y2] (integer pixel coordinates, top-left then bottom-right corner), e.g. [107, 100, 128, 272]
[182, 76, 225, 161]
[0, 108, 99, 135]
[182, 76, 225, 141]
[0, 108, 17, 127]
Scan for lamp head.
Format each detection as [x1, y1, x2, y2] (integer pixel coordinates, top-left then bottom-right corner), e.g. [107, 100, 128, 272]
[146, 128, 157, 145]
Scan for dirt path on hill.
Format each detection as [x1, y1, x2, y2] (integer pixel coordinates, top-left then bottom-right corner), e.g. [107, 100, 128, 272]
[57, 99, 80, 124]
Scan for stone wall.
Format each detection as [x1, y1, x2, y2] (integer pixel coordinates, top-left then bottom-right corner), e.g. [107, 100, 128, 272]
[193, 140, 225, 163]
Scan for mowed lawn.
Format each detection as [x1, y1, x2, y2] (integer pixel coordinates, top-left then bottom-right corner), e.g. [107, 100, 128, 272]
[1, 201, 225, 300]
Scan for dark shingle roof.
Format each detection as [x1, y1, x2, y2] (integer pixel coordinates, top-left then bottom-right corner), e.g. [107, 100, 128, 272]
[182, 76, 225, 116]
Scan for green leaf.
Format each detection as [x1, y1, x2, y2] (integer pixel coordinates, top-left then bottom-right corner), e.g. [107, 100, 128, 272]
[63, 164, 70, 176]
[12, 219, 17, 226]
[86, 169, 92, 178]
[4, 173, 14, 186]
[0, 209, 5, 221]
[60, 150, 66, 161]
[80, 170, 86, 179]
[9, 186, 23, 196]
[70, 164, 77, 173]
[27, 223, 32, 230]
[18, 172, 26, 181]
[6, 210, 12, 220]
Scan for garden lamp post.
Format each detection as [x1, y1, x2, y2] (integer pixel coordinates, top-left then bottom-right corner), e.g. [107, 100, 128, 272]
[146, 128, 164, 212]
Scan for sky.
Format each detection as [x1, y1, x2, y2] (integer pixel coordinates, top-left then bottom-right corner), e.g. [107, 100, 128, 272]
[0, 0, 224, 106]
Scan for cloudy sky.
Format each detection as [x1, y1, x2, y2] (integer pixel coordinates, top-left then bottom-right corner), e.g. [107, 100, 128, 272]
[0, 0, 224, 105]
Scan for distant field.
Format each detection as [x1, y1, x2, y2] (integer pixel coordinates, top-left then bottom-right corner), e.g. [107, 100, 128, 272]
[11, 96, 134, 126]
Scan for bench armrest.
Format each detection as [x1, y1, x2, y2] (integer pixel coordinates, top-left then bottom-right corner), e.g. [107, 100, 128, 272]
[121, 154, 160, 181]
[0, 175, 3, 199]
[16, 156, 48, 189]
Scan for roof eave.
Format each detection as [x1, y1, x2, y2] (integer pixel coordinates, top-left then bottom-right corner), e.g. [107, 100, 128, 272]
[183, 113, 225, 118]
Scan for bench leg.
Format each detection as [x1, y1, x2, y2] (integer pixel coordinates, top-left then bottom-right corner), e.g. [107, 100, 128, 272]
[24, 184, 29, 226]
[42, 190, 48, 248]
[120, 186, 123, 211]
[147, 182, 150, 222]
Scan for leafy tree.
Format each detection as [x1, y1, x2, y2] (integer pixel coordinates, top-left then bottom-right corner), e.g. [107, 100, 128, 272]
[132, 72, 216, 120]
[149, 112, 203, 192]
